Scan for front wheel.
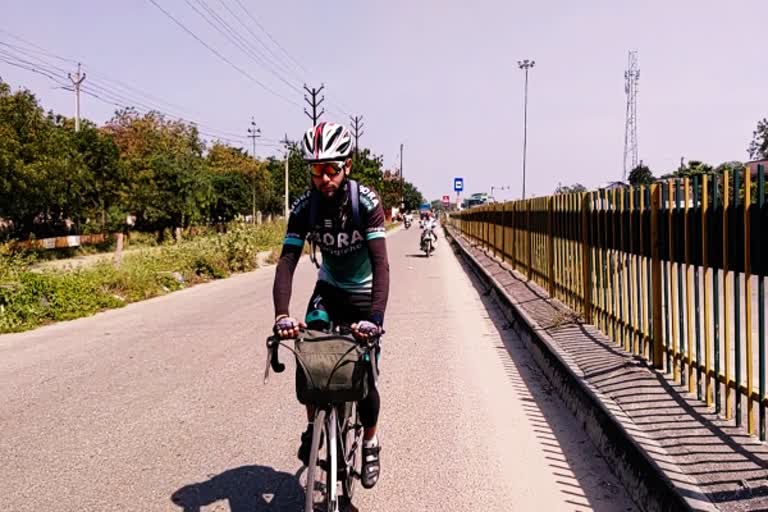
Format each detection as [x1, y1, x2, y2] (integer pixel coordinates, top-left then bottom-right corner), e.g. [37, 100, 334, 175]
[341, 402, 362, 503]
[304, 409, 327, 512]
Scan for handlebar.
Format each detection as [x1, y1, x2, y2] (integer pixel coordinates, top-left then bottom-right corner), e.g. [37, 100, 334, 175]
[263, 327, 382, 385]
[264, 335, 286, 384]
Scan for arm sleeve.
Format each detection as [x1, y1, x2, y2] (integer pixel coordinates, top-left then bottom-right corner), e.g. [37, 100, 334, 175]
[362, 189, 389, 326]
[367, 238, 389, 326]
[272, 194, 310, 318]
[272, 245, 303, 318]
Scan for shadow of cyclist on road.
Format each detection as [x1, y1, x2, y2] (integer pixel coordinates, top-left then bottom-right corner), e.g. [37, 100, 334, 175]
[171, 464, 303, 512]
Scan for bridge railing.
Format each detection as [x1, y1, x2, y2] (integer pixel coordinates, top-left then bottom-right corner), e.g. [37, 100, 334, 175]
[449, 166, 768, 438]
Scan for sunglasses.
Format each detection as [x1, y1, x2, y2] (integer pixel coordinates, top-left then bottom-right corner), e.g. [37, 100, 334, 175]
[309, 161, 345, 177]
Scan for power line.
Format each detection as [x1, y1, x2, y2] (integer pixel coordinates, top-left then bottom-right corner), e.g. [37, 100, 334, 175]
[0, 47, 71, 85]
[0, 44, 277, 145]
[0, 55, 68, 86]
[213, 1, 351, 120]
[0, 41, 71, 74]
[146, 0, 301, 108]
[0, 28, 79, 64]
[213, 0, 301, 81]
[183, 0, 302, 94]
[230, 0, 308, 76]
[86, 70, 208, 121]
[0, 39, 237, 129]
[81, 81, 276, 143]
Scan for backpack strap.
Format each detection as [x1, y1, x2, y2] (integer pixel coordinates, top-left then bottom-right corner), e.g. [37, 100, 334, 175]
[308, 188, 321, 231]
[308, 189, 322, 269]
[349, 179, 361, 230]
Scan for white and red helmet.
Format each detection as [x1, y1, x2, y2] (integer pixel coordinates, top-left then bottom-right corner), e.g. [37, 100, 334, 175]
[302, 122, 353, 163]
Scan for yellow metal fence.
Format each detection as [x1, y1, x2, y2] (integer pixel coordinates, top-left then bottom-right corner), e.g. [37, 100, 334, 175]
[450, 169, 768, 438]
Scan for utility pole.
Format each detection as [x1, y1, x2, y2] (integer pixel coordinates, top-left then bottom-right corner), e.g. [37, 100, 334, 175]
[247, 117, 261, 224]
[517, 59, 535, 200]
[303, 84, 325, 126]
[350, 115, 364, 155]
[68, 63, 86, 132]
[399, 143, 404, 208]
[282, 134, 291, 219]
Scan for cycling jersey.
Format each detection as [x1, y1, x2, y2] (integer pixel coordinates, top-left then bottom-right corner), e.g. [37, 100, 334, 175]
[273, 179, 390, 326]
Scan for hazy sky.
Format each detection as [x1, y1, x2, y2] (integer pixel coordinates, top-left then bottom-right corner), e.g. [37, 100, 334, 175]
[2, 0, 767, 201]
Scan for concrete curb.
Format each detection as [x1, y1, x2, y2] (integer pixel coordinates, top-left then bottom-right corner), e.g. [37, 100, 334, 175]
[445, 227, 717, 512]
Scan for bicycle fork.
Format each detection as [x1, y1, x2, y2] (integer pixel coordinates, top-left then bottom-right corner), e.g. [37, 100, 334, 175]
[327, 407, 339, 511]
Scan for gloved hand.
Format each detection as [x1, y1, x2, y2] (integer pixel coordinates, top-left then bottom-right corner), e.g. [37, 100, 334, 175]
[351, 320, 381, 342]
[273, 316, 305, 339]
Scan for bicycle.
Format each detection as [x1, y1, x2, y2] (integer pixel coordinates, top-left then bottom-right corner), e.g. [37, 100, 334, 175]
[264, 326, 380, 512]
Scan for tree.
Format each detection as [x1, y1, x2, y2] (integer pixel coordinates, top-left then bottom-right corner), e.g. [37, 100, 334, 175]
[748, 118, 768, 160]
[206, 143, 269, 222]
[270, 141, 312, 213]
[628, 164, 654, 186]
[715, 161, 745, 174]
[402, 181, 425, 211]
[351, 147, 384, 196]
[554, 183, 587, 194]
[73, 120, 127, 232]
[380, 174, 424, 213]
[104, 108, 210, 236]
[0, 81, 89, 238]
[672, 160, 713, 179]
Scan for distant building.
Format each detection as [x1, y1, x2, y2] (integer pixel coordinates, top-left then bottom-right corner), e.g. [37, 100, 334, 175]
[462, 192, 489, 209]
[746, 159, 768, 178]
[601, 181, 628, 190]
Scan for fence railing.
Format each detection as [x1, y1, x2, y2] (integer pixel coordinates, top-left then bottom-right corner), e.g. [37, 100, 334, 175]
[450, 166, 768, 439]
[8, 233, 112, 251]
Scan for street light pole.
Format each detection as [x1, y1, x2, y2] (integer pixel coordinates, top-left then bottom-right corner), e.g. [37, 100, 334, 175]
[517, 59, 535, 200]
[400, 143, 404, 209]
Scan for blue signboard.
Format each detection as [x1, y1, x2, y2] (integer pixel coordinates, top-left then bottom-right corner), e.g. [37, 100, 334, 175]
[453, 177, 464, 192]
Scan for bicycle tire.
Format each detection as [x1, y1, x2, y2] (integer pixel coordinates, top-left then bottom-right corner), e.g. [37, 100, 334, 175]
[341, 402, 361, 502]
[304, 409, 327, 512]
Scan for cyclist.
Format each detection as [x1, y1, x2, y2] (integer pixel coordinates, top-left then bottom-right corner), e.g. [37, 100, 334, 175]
[272, 122, 389, 490]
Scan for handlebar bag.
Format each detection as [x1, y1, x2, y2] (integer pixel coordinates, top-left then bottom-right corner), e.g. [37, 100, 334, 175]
[294, 329, 369, 405]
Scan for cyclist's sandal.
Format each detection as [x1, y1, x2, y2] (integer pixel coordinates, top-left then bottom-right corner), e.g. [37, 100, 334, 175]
[361, 445, 381, 489]
[298, 426, 319, 466]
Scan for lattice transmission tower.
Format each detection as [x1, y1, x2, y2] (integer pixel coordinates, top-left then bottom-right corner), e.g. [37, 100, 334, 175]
[623, 50, 640, 180]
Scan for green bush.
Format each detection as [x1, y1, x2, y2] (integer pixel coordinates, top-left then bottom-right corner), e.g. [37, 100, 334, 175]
[0, 221, 285, 333]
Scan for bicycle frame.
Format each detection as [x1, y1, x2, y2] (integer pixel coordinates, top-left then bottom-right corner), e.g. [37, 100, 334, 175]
[264, 329, 378, 512]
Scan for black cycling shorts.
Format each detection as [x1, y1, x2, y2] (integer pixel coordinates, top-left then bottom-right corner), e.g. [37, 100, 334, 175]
[305, 280, 372, 329]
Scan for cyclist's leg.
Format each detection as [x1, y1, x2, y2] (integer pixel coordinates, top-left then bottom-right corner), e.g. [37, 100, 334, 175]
[297, 282, 333, 465]
[305, 281, 332, 331]
[321, 287, 381, 438]
[342, 291, 382, 489]
[304, 282, 382, 485]
[359, 371, 380, 439]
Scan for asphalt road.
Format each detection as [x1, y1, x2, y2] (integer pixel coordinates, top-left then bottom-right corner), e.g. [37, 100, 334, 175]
[0, 225, 636, 511]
